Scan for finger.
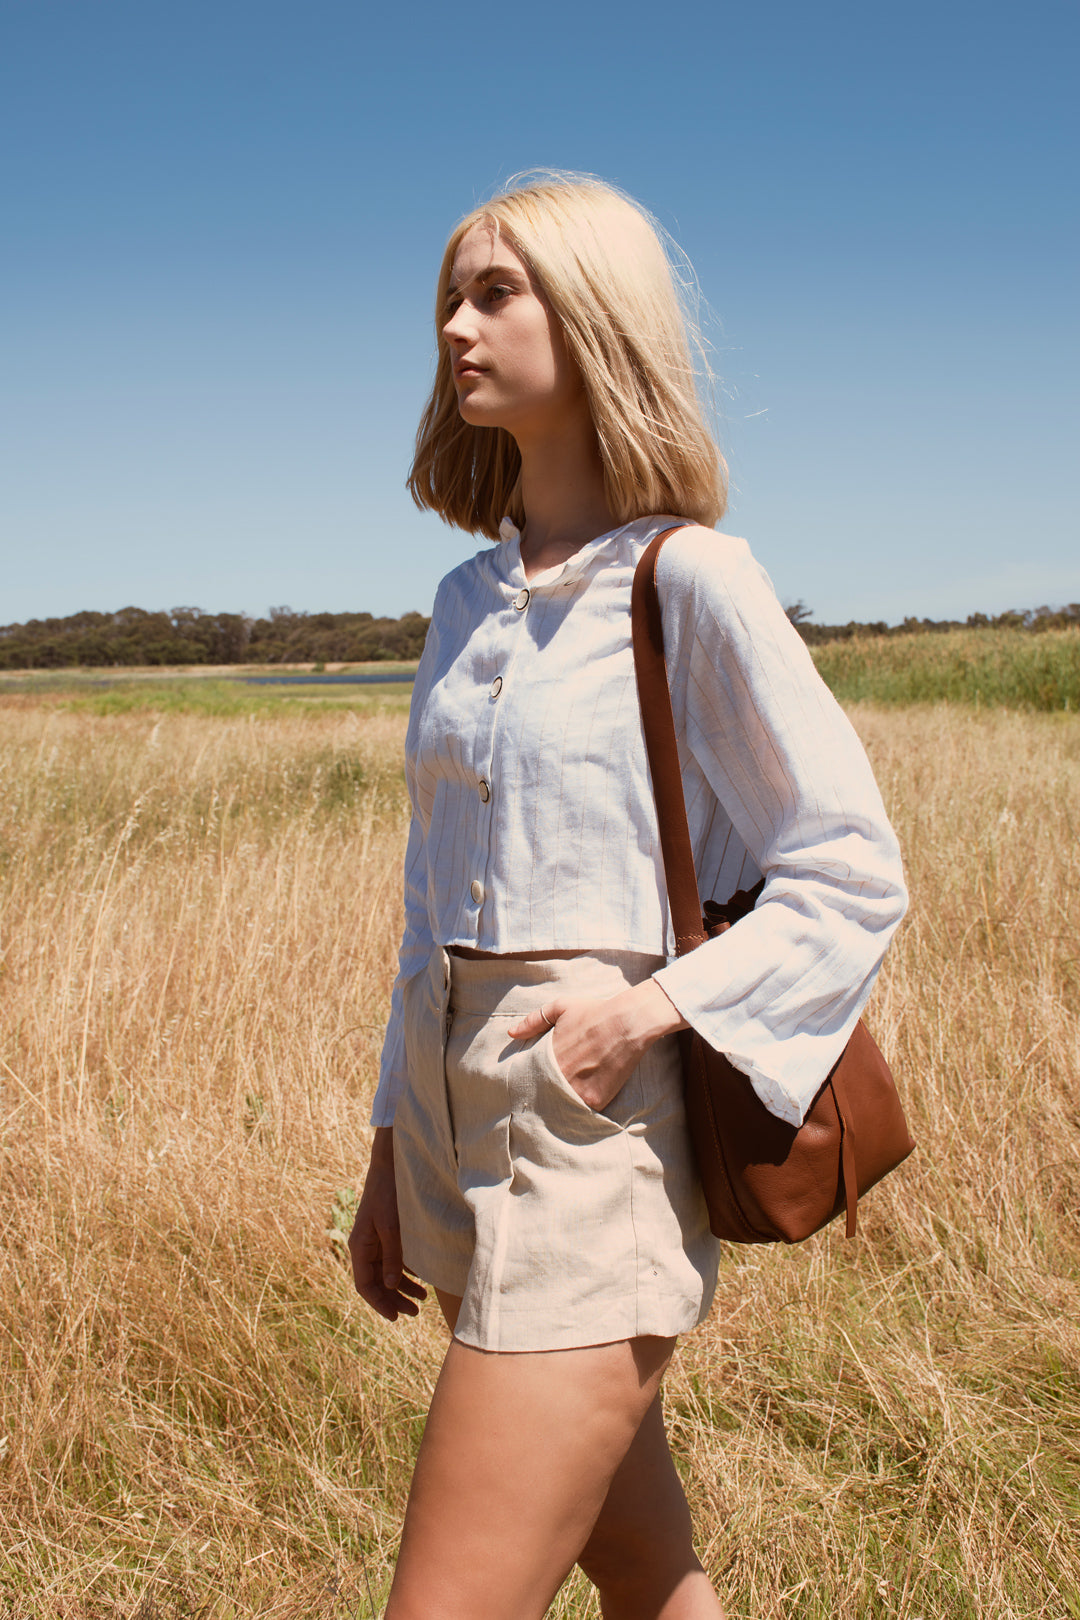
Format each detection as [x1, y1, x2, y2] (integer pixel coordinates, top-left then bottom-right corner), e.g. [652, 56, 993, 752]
[507, 1001, 563, 1040]
[388, 1285, 423, 1317]
[355, 1282, 397, 1320]
[356, 1274, 425, 1322]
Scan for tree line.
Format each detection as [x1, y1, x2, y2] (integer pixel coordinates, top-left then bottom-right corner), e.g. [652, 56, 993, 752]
[0, 606, 431, 669]
[1, 600, 1077, 671]
[784, 601, 1080, 646]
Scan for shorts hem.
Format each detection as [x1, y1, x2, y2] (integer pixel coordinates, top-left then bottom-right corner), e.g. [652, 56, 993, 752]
[401, 1248, 472, 1301]
[451, 1291, 713, 1353]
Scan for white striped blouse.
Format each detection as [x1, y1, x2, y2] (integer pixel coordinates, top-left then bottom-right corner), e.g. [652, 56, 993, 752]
[370, 515, 907, 1129]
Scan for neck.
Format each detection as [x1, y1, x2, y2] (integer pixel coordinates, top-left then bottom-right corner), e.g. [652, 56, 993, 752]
[514, 406, 616, 577]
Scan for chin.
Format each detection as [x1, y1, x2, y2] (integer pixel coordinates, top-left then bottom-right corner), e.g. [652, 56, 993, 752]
[457, 398, 502, 428]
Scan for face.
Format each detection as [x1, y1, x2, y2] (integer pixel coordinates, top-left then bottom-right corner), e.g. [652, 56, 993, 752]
[442, 224, 585, 441]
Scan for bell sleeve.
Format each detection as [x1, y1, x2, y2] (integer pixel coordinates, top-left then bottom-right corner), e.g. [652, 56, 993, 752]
[368, 604, 442, 1129]
[650, 527, 908, 1126]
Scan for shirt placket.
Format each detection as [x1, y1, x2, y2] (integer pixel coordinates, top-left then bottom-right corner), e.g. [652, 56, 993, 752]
[464, 581, 534, 937]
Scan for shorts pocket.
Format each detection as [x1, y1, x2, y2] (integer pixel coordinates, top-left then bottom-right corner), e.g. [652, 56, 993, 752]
[531, 1028, 627, 1137]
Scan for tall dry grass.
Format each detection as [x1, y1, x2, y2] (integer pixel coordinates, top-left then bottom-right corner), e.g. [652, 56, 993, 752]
[0, 696, 1078, 1617]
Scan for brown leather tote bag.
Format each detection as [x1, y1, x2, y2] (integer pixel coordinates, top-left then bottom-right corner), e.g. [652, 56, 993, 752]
[632, 530, 914, 1243]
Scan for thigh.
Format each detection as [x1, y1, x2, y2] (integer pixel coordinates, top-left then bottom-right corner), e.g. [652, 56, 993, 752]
[385, 1334, 675, 1620]
[580, 1395, 694, 1564]
[577, 1396, 723, 1616]
[434, 1287, 463, 1333]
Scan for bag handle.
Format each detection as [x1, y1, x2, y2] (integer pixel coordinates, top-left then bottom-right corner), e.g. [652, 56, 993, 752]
[631, 528, 707, 956]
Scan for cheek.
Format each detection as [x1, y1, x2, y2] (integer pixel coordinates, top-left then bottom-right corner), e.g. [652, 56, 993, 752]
[551, 338, 584, 402]
[529, 315, 579, 396]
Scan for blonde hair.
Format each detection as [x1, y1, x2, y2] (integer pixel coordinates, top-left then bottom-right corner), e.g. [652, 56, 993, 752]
[408, 174, 727, 539]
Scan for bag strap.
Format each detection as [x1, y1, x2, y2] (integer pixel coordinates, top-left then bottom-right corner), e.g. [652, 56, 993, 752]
[633, 529, 861, 1236]
[631, 528, 707, 957]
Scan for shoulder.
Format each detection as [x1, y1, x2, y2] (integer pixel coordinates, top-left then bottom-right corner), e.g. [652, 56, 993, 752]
[657, 522, 753, 571]
[655, 525, 774, 620]
[437, 538, 505, 594]
[429, 540, 507, 622]
[653, 524, 815, 685]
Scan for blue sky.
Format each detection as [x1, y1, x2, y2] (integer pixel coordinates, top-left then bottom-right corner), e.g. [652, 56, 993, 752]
[2, 0, 1077, 629]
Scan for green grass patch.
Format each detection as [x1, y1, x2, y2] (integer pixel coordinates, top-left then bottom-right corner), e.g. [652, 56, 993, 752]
[812, 626, 1080, 710]
[57, 677, 414, 716]
[15, 674, 416, 716]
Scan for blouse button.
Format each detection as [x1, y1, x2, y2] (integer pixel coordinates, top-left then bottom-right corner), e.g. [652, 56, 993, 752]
[470, 879, 484, 904]
[513, 587, 530, 611]
[477, 779, 491, 803]
[490, 676, 503, 699]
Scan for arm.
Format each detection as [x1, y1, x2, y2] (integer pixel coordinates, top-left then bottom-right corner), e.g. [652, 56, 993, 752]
[348, 1125, 426, 1320]
[351, 616, 441, 1317]
[369, 806, 435, 1127]
[649, 526, 907, 1123]
[369, 572, 446, 1128]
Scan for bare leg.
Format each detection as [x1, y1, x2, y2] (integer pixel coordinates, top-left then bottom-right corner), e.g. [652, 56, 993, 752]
[385, 1290, 722, 1620]
[385, 1298, 675, 1620]
[577, 1394, 725, 1619]
[432, 1287, 464, 1333]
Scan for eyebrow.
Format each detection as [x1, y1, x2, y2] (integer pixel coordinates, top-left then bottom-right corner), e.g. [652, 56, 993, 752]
[447, 264, 528, 296]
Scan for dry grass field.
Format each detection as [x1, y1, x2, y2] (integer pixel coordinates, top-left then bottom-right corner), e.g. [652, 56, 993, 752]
[0, 686, 1077, 1618]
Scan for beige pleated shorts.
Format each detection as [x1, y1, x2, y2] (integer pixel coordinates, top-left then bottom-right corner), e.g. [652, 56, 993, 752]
[392, 947, 719, 1352]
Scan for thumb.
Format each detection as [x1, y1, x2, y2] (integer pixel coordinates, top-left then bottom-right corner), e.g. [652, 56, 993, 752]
[507, 1001, 561, 1040]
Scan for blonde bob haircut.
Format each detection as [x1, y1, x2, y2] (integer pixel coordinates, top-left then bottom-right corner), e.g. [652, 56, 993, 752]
[408, 173, 727, 539]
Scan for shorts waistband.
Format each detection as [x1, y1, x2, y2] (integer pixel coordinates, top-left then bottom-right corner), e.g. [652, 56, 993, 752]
[446, 949, 665, 1018]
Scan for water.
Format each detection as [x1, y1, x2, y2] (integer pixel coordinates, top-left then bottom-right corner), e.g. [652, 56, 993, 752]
[239, 672, 415, 687]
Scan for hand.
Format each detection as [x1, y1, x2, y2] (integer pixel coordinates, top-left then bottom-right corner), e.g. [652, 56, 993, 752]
[508, 979, 687, 1112]
[348, 1127, 427, 1322]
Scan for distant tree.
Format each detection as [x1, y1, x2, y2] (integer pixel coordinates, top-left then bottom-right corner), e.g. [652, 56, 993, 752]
[9, 593, 1072, 672]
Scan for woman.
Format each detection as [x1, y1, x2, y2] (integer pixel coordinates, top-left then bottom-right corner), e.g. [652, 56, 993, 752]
[349, 174, 907, 1619]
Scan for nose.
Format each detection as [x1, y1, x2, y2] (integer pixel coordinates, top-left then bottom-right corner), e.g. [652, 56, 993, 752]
[442, 301, 475, 348]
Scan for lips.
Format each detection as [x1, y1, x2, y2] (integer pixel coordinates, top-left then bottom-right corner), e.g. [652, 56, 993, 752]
[453, 360, 485, 381]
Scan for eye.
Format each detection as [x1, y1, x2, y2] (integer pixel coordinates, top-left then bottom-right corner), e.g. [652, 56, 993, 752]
[486, 283, 512, 305]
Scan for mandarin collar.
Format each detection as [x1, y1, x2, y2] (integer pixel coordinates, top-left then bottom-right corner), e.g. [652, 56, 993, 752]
[497, 516, 634, 589]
